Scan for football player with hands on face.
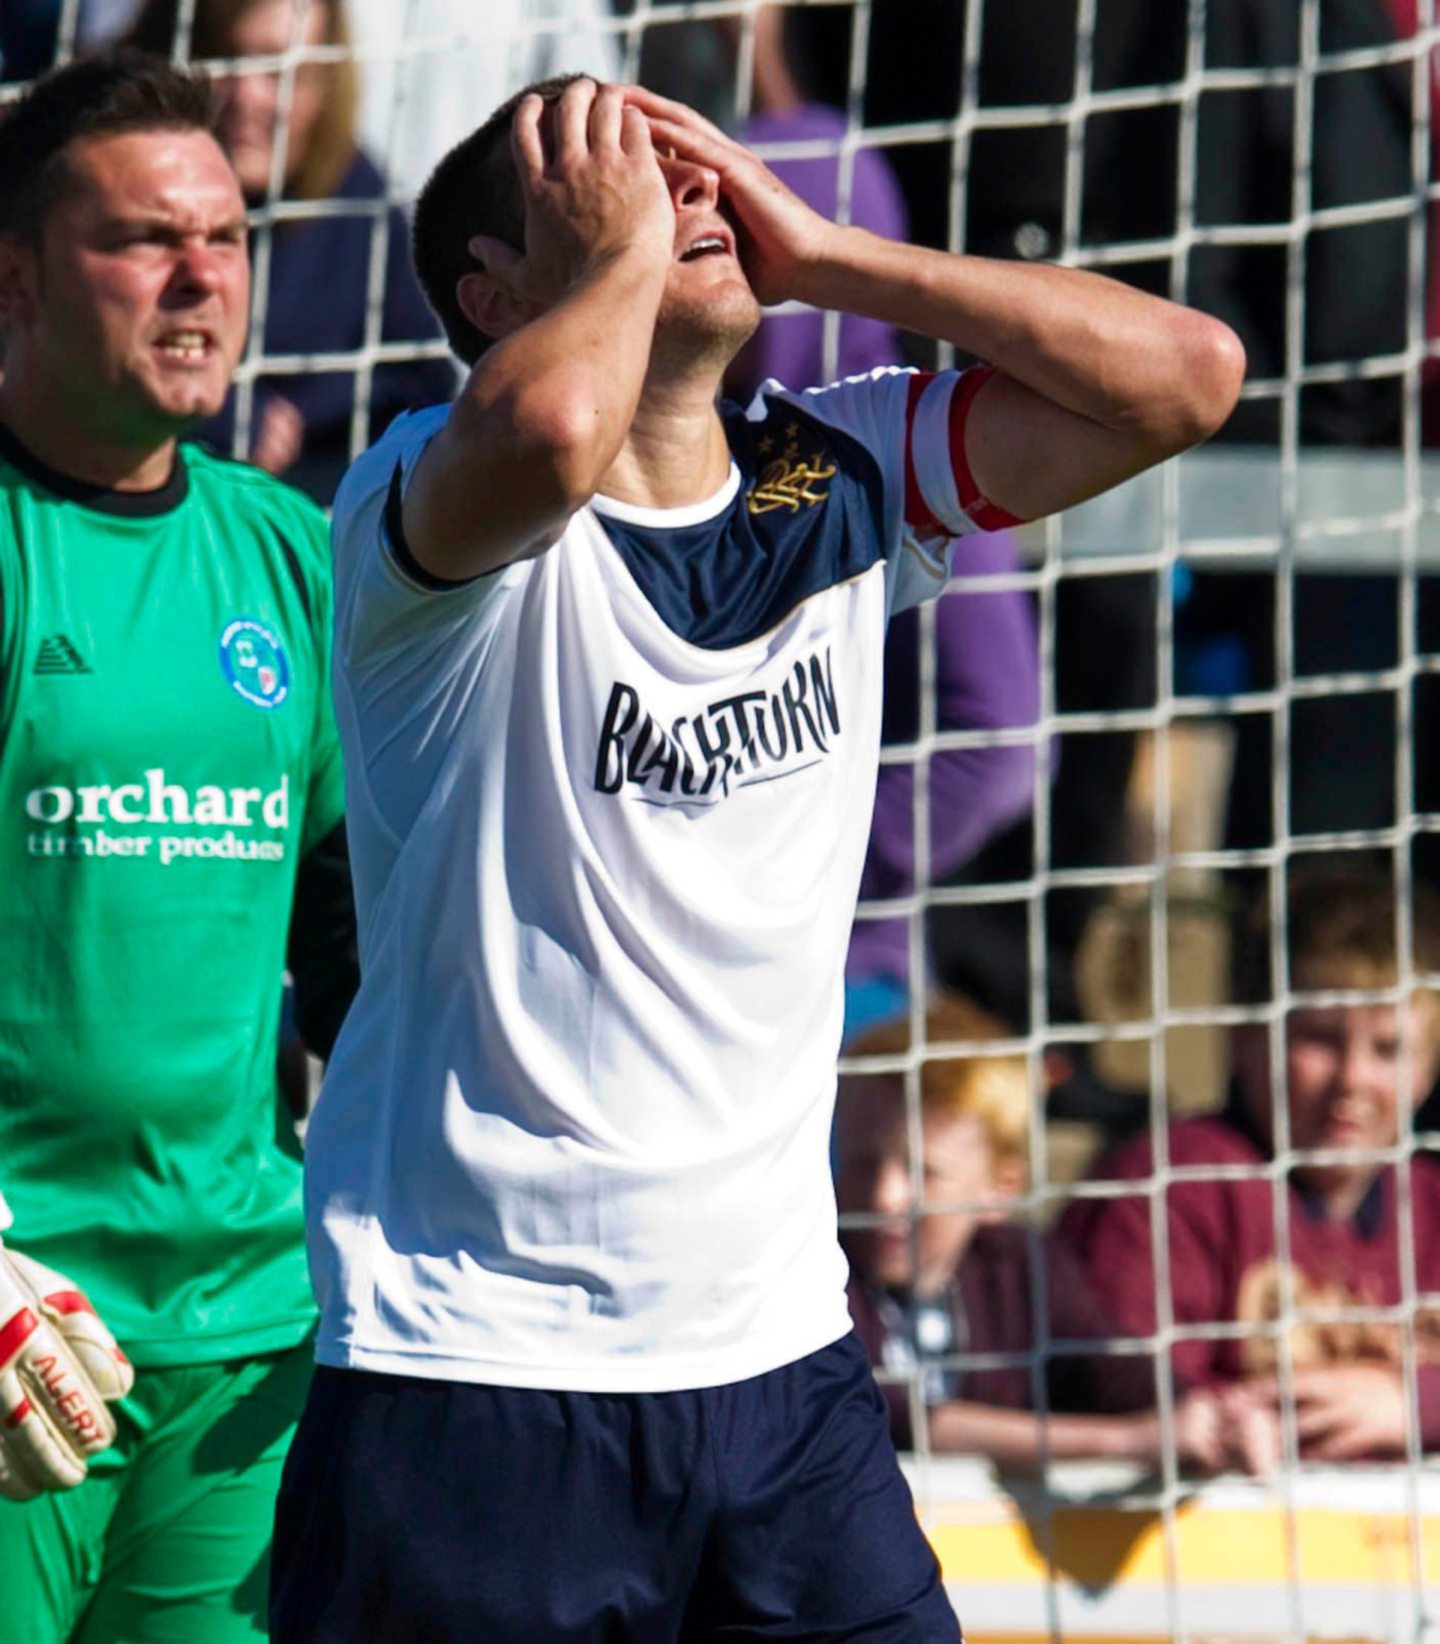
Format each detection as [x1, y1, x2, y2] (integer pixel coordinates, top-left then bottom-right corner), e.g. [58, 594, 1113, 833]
[275, 75, 1245, 1642]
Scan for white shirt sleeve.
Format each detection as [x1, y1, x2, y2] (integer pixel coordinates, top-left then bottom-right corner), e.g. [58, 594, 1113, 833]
[754, 365, 1023, 618]
[330, 404, 516, 673]
[331, 409, 533, 851]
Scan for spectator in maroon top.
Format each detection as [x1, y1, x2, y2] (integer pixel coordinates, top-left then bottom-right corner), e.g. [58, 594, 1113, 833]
[837, 995, 1226, 1469]
[1062, 860, 1440, 1465]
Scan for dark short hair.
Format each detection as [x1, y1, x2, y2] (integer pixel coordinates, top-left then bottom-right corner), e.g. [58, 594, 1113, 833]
[1233, 856, 1440, 1008]
[412, 73, 585, 367]
[0, 49, 218, 243]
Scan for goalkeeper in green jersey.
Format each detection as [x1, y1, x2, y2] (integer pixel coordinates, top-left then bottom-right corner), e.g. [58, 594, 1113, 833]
[0, 51, 359, 1643]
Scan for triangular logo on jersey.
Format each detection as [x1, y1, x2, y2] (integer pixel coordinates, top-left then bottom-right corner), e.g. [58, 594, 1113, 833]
[33, 634, 91, 676]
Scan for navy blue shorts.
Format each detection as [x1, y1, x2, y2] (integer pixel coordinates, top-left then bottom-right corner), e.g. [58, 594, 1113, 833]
[269, 1332, 959, 1642]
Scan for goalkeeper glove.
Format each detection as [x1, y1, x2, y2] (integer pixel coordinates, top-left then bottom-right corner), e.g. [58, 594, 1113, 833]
[0, 1192, 134, 1501]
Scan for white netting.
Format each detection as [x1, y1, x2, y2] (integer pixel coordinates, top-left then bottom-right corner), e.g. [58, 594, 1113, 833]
[812, 3, 1440, 1639]
[6, 0, 1440, 1637]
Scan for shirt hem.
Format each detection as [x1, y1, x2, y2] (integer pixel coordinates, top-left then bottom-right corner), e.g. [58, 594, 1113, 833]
[315, 1319, 852, 1393]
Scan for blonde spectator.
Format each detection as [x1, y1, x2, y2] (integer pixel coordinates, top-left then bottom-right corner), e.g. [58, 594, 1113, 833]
[838, 995, 1227, 1469]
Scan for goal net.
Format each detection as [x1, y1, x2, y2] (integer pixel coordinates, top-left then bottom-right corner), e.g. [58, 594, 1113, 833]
[6, 1, 1440, 1638]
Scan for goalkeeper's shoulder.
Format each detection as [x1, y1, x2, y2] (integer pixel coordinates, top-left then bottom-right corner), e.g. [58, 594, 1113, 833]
[181, 442, 331, 560]
[181, 443, 334, 620]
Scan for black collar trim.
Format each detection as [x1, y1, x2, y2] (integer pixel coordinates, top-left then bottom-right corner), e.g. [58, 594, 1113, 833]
[0, 420, 189, 516]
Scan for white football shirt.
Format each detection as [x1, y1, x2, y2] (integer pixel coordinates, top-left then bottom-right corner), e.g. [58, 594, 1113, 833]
[308, 366, 1005, 1390]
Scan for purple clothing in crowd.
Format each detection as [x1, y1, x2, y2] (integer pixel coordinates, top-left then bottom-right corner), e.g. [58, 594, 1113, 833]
[732, 104, 909, 398]
[847, 531, 1040, 986]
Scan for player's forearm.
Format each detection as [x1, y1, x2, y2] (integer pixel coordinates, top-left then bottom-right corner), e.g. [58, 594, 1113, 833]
[925, 1400, 1163, 1469]
[459, 248, 666, 501]
[406, 248, 667, 578]
[796, 227, 1244, 454]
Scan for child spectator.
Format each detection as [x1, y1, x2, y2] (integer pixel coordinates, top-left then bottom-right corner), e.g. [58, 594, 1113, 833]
[1062, 860, 1440, 1463]
[838, 995, 1225, 1469]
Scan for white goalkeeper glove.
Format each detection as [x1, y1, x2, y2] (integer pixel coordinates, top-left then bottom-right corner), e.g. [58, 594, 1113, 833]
[0, 1192, 134, 1501]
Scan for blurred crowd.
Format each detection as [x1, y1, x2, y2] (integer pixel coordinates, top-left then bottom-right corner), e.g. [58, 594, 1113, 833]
[5, 0, 1440, 1476]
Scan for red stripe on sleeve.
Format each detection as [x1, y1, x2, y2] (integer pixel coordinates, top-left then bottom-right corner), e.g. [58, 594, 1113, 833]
[5, 1398, 31, 1429]
[948, 364, 1026, 532]
[0, 1309, 39, 1369]
[41, 1292, 93, 1318]
[903, 373, 941, 531]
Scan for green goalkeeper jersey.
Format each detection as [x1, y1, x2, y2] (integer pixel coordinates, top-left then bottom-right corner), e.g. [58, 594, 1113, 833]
[0, 425, 344, 1366]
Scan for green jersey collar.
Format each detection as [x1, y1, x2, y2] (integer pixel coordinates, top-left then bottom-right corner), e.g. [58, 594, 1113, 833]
[0, 420, 190, 518]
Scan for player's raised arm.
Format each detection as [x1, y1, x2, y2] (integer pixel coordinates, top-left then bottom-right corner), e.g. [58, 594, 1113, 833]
[626, 86, 1245, 523]
[403, 80, 674, 582]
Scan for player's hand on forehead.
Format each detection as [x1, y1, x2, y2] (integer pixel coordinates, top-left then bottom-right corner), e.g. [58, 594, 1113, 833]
[622, 83, 835, 308]
[546, 77, 645, 164]
[624, 85, 744, 160]
[469, 78, 671, 308]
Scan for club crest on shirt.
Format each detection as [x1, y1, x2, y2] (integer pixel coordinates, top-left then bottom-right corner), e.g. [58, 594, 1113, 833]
[218, 618, 290, 710]
[594, 645, 840, 806]
[746, 424, 839, 517]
